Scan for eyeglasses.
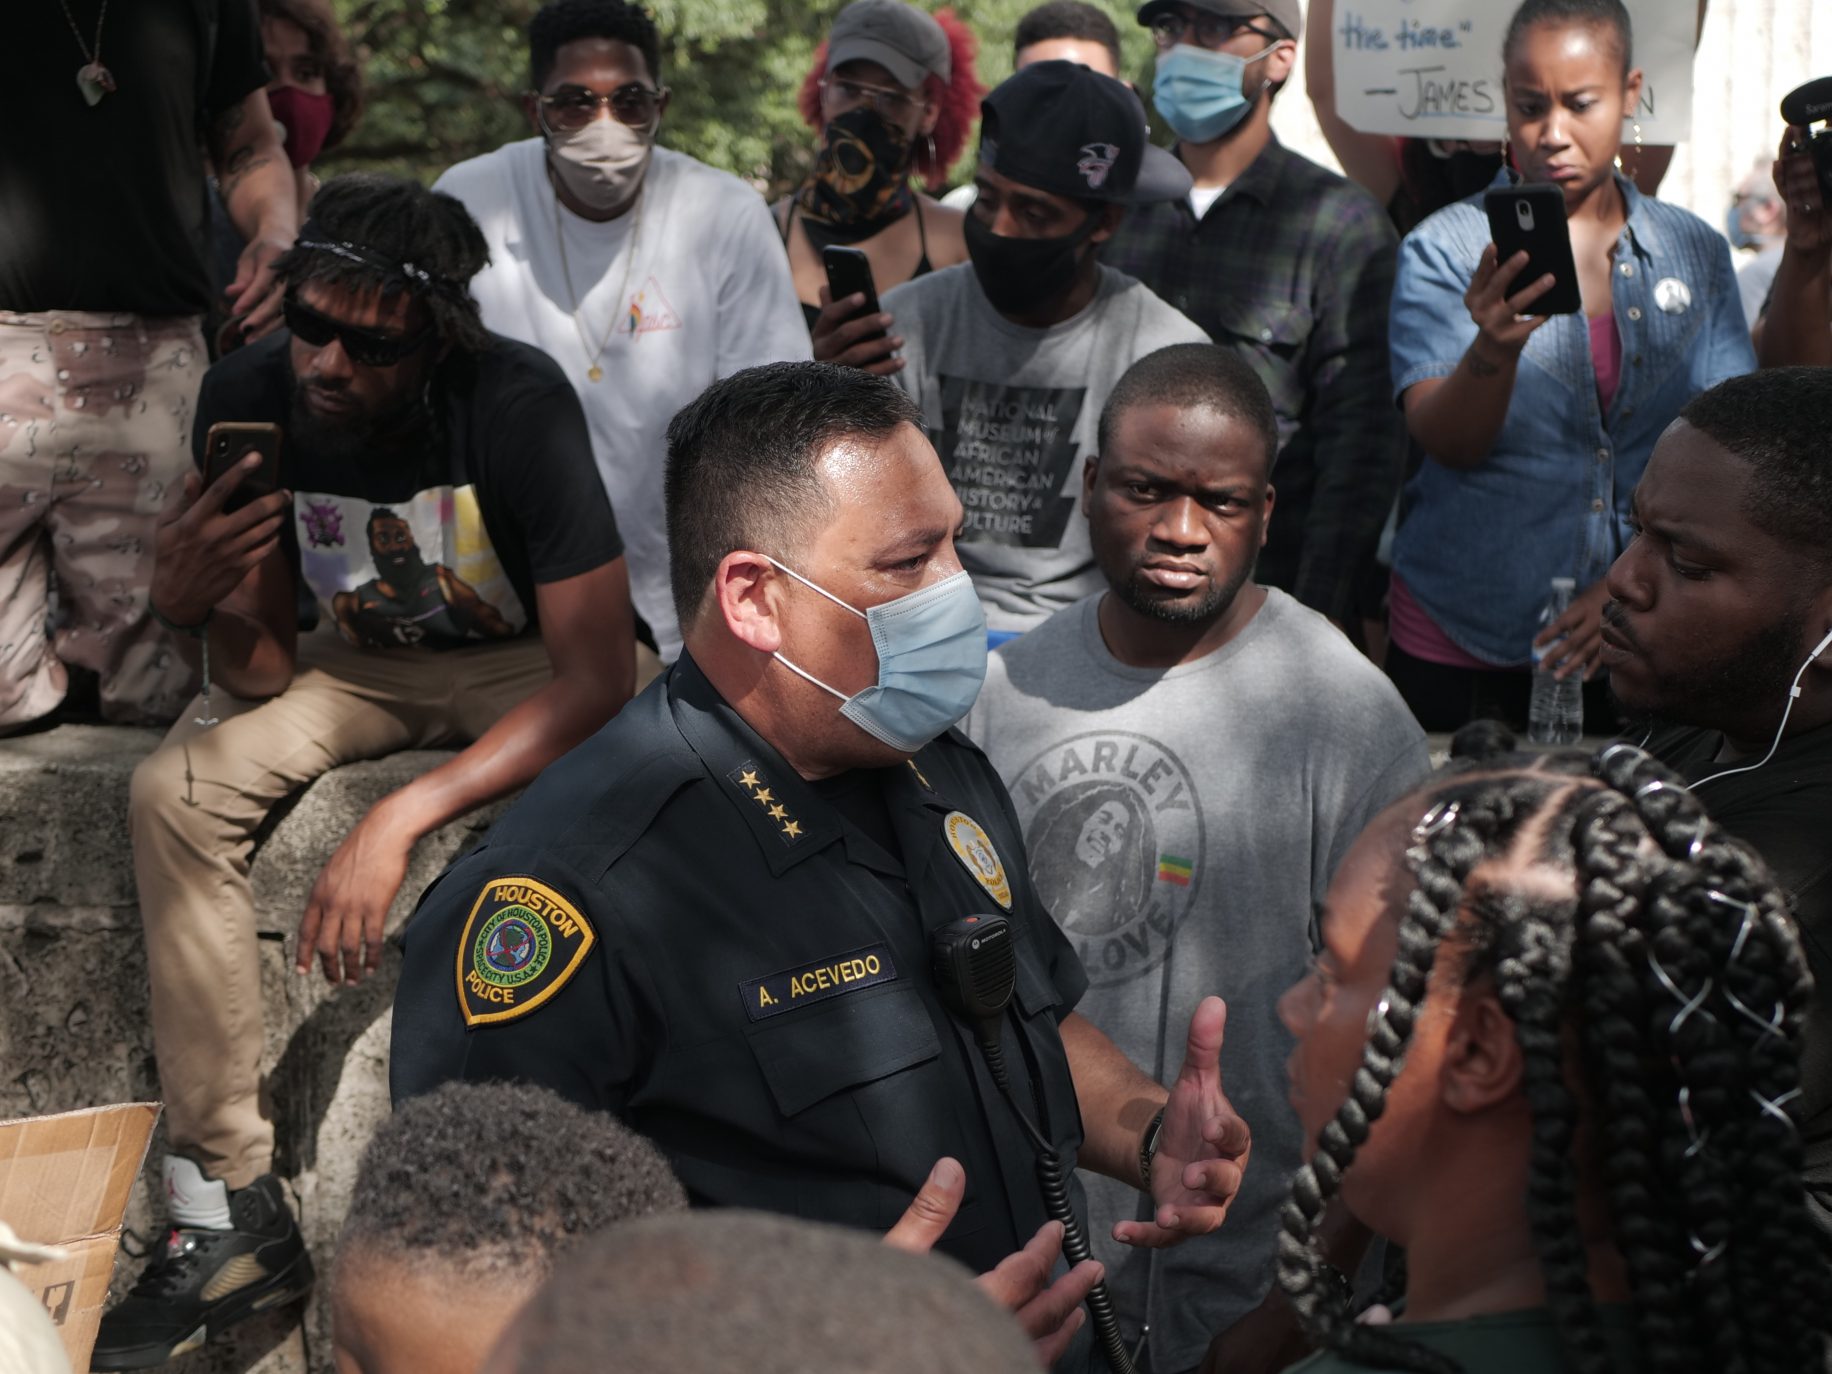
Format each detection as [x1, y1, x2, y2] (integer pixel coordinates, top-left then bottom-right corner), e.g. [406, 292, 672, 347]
[535, 83, 667, 132]
[1148, 10, 1282, 49]
[818, 75, 920, 119]
[283, 295, 433, 367]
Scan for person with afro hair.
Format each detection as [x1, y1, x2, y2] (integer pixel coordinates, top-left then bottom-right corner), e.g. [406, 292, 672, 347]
[330, 1082, 688, 1374]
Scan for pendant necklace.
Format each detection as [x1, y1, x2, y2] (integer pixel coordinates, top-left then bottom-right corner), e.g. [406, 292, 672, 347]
[57, 0, 115, 106]
[552, 188, 644, 384]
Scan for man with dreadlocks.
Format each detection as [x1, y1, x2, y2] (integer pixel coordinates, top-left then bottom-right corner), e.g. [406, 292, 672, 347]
[1272, 738, 1832, 1373]
[99, 174, 635, 1368]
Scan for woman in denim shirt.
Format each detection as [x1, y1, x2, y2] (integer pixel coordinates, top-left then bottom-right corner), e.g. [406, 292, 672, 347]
[1384, 0, 1754, 733]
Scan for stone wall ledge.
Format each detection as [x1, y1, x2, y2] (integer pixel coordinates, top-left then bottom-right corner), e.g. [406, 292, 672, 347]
[1, 724, 515, 1374]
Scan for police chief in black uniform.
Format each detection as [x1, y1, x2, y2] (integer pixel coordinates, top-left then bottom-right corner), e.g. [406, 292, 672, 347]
[390, 362, 1250, 1342]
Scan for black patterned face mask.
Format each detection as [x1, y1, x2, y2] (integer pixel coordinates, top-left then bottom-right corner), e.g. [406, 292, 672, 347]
[795, 107, 916, 240]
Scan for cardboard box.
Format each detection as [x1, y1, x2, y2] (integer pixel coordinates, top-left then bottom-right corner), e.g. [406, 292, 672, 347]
[0, 1103, 161, 1372]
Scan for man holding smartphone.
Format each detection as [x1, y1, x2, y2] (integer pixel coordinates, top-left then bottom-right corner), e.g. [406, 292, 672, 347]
[96, 174, 636, 1368]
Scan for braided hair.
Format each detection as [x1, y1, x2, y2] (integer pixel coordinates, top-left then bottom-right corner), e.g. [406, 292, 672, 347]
[272, 173, 492, 354]
[1276, 735, 1831, 1374]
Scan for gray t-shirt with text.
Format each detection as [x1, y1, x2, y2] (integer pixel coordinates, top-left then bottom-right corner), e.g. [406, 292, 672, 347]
[965, 590, 1430, 1372]
[883, 263, 1207, 634]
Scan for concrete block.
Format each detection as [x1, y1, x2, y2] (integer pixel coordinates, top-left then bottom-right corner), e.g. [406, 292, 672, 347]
[0, 726, 516, 1374]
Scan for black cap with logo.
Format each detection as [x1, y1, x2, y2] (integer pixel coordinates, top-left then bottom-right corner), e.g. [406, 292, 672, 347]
[978, 61, 1192, 206]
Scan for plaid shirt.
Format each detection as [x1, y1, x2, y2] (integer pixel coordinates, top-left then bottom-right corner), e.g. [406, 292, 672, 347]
[1101, 139, 1402, 622]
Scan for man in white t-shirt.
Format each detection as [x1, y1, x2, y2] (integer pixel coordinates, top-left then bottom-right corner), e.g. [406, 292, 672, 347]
[437, 0, 810, 664]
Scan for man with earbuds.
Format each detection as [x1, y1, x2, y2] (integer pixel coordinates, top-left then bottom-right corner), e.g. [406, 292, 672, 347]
[1600, 367, 1832, 1235]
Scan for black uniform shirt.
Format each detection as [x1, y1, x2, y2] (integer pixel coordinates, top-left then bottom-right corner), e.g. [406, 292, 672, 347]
[391, 654, 1092, 1272]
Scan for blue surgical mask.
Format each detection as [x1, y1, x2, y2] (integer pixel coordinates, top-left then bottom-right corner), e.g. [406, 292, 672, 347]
[1152, 41, 1276, 144]
[767, 558, 988, 753]
[1724, 204, 1757, 251]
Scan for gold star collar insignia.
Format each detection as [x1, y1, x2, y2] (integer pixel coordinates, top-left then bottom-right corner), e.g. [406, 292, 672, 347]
[727, 759, 806, 847]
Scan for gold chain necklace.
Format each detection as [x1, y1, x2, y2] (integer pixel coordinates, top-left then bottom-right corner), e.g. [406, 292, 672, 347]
[56, 0, 115, 105]
[552, 189, 644, 383]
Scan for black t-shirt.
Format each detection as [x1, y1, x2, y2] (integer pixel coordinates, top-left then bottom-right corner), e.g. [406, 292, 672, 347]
[1650, 721, 1832, 1231]
[0, 0, 266, 316]
[193, 332, 623, 649]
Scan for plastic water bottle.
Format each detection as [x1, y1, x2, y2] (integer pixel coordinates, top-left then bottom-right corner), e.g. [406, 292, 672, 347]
[1529, 577, 1584, 745]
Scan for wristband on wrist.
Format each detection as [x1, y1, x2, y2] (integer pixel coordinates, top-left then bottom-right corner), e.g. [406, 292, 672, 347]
[1139, 1107, 1166, 1192]
[149, 601, 212, 636]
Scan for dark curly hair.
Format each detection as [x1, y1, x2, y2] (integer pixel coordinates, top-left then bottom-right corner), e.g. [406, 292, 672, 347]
[529, 0, 663, 89]
[258, 0, 365, 151]
[1679, 368, 1832, 573]
[1277, 735, 1832, 1374]
[272, 173, 492, 354]
[337, 1081, 687, 1281]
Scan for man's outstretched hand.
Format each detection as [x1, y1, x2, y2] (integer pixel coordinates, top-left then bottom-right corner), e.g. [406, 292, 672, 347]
[1116, 995, 1251, 1248]
[886, 1157, 1101, 1368]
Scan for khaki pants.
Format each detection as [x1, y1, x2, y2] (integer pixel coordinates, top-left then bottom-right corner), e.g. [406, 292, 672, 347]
[0, 310, 205, 727]
[129, 629, 555, 1188]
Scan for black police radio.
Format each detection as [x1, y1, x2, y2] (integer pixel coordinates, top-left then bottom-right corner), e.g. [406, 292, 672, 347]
[1781, 77, 1832, 203]
[931, 915, 1142, 1374]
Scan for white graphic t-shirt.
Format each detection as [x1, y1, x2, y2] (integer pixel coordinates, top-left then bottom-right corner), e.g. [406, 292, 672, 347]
[437, 140, 811, 660]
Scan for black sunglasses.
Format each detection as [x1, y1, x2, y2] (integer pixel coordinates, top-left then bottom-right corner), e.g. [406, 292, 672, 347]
[283, 296, 433, 367]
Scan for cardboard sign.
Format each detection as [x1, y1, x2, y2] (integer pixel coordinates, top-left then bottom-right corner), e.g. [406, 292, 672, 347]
[1333, 1, 1696, 143]
[0, 1103, 161, 1371]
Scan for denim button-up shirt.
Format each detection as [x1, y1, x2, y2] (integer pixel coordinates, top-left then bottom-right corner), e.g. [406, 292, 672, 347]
[1388, 175, 1755, 666]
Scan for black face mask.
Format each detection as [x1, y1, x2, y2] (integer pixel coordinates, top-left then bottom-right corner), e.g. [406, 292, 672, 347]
[963, 209, 1102, 319]
[794, 107, 916, 240]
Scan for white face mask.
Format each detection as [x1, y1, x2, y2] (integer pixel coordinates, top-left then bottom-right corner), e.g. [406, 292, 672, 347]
[547, 116, 653, 215]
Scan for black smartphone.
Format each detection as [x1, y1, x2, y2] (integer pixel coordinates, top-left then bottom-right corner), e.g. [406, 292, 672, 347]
[1483, 184, 1582, 316]
[821, 245, 886, 341]
[202, 422, 283, 513]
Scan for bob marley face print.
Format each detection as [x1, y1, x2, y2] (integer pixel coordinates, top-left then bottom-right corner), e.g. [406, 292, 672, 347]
[1011, 730, 1204, 988]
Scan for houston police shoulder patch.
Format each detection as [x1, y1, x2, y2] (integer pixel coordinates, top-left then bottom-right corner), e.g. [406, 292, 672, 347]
[943, 811, 1012, 911]
[455, 875, 596, 1028]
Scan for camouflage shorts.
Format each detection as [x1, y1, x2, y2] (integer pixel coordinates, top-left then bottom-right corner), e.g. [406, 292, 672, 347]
[0, 310, 206, 727]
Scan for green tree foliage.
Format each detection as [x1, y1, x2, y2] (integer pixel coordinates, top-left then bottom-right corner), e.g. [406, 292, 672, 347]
[324, 0, 1158, 194]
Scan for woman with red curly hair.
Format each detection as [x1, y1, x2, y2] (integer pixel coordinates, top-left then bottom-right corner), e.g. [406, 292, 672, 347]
[774, 0, 983, 333]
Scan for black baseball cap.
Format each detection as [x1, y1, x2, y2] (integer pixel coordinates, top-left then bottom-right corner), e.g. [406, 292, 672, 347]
[978, 61, 1192, 205]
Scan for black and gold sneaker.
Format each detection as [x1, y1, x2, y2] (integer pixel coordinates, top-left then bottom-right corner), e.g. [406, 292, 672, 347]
[91, 1174, 314, 1370]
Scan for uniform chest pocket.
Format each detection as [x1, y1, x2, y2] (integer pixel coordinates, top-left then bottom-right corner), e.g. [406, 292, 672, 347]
[746, 983, 943, 1118]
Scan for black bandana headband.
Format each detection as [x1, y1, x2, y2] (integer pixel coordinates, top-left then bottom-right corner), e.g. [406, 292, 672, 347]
[294, 222, 451, 292]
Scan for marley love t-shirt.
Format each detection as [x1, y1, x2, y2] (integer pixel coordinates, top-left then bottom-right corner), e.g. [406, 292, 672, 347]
[192, 331, 621, 649]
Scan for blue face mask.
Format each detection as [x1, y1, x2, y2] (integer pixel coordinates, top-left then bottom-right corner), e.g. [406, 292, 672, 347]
[1724, 204, 1757, 251]
[768, 558, 988, 753]
[1152, 41, 1276, 144]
